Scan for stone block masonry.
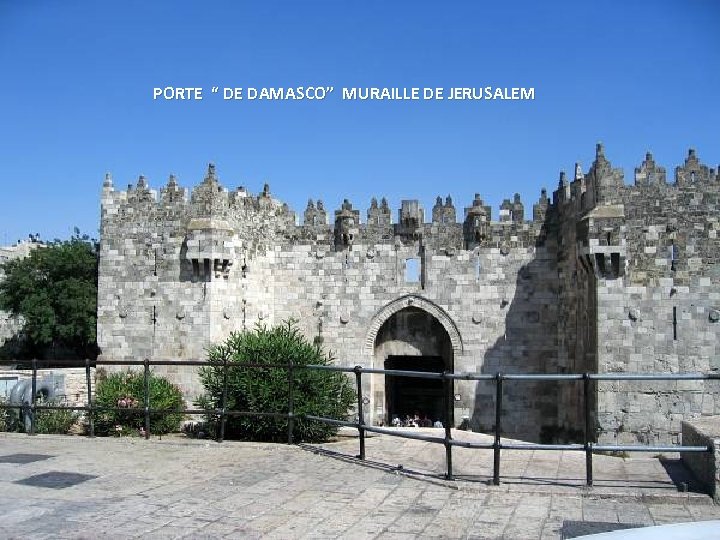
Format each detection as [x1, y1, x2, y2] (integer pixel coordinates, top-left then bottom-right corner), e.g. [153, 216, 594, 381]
[682, 417, 720, 501]
[97, 145, 720, 444]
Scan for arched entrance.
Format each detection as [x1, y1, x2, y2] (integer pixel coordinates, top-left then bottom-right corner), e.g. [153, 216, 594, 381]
[363, 295, 463, 426]
[373, 306, 454, 425]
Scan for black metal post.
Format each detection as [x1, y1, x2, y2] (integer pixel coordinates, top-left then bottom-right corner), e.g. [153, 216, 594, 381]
[354, 366, 366, 460]
[584, 373, 593, 486]
[493, 372, 503, 485]
[85, 358, 95, 438]
[218, 356, 229, 443]
[287, 358, 294, 445]
[444, 371, 453, 480]
[29, 358, 38, 436]
[143, 359, 150, 439]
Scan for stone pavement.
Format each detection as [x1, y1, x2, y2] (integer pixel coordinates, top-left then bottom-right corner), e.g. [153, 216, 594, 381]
[1, 431, 719, 539]
[317, 428, 707, 496]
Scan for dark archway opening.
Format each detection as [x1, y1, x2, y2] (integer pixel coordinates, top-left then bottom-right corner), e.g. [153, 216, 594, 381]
[373, 306, 453, 426]
[385, 355, 444, 422]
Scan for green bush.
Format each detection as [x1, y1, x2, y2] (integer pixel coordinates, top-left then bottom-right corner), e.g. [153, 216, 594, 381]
[0, 399, 8, 431]
[34, 403, 78, 434]
[92, 370, 185, 436]
[1, 399, 22, 432]
[197, 320, 356, 443]
[0, 397, 78, 434]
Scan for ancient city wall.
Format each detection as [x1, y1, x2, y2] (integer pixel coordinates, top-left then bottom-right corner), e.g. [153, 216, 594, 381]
[97, 165, 558, 440]
[97, 145, 719, 444]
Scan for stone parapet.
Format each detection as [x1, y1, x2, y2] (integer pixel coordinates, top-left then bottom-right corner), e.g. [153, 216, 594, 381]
[681, 417, 720, 501]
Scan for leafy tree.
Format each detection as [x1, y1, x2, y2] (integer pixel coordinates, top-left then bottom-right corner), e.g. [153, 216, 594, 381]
[0, 230, 98, 360]
[197, 320, 356, 443]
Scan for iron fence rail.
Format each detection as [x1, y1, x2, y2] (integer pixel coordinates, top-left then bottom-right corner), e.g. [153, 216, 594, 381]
[0, 358, 716, 487]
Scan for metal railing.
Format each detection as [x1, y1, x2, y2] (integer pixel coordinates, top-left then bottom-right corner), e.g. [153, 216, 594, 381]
[0, 358, 716, 486]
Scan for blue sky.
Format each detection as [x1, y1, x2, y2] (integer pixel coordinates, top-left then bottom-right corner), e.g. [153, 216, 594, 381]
[0, 1, 718, 244]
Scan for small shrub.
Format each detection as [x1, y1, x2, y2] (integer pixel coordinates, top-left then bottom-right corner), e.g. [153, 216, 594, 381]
[2, 401, 23, 432]
[34, 402, 78, 434]
[197, 320, 356, 443]
[0, 397, 77, 434]
[92, 370, 184, 436]
[0, 399, 8, 431]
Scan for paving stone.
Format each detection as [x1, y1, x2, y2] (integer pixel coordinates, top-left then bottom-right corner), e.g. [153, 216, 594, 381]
[0, 433, 718, 538]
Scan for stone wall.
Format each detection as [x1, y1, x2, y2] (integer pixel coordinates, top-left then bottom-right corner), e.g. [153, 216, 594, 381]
[554, 146, 720, 444]
[97, 165, 557, 441]
[265, 241, 558, 438]
[681, 417, 720, 501]
[97, 145, 720, 444]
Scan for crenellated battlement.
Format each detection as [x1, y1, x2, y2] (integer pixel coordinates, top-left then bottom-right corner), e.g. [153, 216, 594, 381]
[103, 147, 719, 248]
[100, 147, 717, 273]
[553, 145, 719, 214]
[550, 145, 720, 287]
[101, 162, 551, 253]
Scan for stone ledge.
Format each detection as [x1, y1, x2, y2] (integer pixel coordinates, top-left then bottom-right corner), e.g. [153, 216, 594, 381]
[681, 417, 720, 501]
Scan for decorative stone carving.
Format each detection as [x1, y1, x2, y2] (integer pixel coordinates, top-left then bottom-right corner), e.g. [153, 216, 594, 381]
[628, 308, 640, 322]
[710, 309, 720, 323]
[472, 313, 482, 324]
[340, 313, 349, 324]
